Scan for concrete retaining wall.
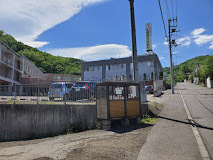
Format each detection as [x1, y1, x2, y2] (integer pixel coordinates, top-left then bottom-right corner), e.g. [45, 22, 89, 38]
[0, 104, 96, 142]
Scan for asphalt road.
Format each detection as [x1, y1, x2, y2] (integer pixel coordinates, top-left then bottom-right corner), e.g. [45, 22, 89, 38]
[178, 82, 213, 159]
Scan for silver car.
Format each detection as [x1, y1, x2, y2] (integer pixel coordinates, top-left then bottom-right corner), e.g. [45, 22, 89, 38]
[48, 82, 74, 100]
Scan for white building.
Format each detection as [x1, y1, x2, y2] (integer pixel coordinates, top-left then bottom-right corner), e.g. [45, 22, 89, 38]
[81, 53, 163, 82]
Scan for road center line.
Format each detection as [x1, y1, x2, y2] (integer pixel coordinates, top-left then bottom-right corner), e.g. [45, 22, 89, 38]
[179, 88, 211, 160]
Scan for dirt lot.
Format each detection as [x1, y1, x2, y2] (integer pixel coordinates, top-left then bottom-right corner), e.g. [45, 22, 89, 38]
[0, 96, 163, 160]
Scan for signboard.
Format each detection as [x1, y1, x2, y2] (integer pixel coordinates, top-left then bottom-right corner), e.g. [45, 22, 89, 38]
[130, 86, 136, 97]
[115, 87, 122, 95]
[146, 23, 152, 51]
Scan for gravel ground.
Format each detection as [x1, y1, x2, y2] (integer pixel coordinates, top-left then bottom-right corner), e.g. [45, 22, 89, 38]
[0, 126, 151, 160]
[0, 95, 162, 160]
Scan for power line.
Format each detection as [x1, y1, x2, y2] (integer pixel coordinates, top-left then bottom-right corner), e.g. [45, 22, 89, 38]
[165, 0, 171, 19]
[171, 0, 174, 18]
[157, 0, 168, 38]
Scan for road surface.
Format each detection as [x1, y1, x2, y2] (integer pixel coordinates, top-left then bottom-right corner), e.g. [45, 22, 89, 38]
[178, 82, 213, 159]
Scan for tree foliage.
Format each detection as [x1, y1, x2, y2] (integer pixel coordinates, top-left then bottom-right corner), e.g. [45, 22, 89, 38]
[0, 30, 82, 75]
[163, 55, 213, 83]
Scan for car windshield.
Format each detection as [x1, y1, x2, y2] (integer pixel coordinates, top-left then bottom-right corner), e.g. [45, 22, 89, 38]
[50, 84, 62, 88]
[73, 83, 86, 87]
[66, 83, 73, 88]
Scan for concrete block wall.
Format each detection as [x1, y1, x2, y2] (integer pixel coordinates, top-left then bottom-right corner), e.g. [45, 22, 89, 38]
[0, 104, 96, 142]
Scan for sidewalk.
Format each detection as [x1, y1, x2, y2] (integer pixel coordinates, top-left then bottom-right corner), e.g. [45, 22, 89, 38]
[137, 87, 202, 160]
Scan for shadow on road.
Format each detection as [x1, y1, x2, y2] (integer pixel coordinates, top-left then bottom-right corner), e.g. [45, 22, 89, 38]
[111, 123, 153, 134]
[158, 116, 213, 131]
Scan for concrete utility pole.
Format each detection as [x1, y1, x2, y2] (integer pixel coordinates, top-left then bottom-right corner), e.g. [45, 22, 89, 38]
[168, 18, 177, 94]
[129, 0, 139, 82]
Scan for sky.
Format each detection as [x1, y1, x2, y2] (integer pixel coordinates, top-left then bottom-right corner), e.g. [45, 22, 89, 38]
[0, 0, 213, 67]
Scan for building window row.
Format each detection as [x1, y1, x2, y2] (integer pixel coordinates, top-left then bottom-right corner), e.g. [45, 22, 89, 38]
[53, 76, 61, 80]
[85, 63, 127, 72]
[84, 66, 102, 72]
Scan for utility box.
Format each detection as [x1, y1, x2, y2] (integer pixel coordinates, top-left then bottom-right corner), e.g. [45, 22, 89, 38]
[96, 82, 142, 130]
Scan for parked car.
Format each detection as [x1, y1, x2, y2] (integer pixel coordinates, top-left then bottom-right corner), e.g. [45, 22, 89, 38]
[69, 81, 97, 101]
[48, 82, 74, 100]
[145, 85, 154, 94]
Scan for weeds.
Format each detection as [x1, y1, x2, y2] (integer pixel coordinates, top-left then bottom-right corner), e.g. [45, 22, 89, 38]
[152, 100, 159, 110]
[141, 114, 156, 124]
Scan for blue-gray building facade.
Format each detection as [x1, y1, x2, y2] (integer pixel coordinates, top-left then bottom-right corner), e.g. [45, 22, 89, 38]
[81, 54, 163, 82]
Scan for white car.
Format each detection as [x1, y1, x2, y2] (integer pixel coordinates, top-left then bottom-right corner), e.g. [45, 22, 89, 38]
[48, 82, 74, 100]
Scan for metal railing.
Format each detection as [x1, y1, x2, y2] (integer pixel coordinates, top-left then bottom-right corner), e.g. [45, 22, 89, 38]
[0, 82, 96, 105]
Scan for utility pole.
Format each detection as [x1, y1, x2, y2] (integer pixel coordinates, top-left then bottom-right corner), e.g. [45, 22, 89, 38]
[129, 0, 139, 82]
[168, 18, 178, 94]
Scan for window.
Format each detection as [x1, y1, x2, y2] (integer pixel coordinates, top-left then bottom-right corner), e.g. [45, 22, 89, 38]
[130, 63, 133, 69]
[53, 76, 61, 80]
[90, 66, 95, 71]
[121, 63, 126, 69]
[63, 76, 71, 81]
[106, 65, 110, 70]
[97, 66, 102, 71]
[84, 67, 89, 72]
[148, 61, 154, 67]
[143, 73, 146, 80]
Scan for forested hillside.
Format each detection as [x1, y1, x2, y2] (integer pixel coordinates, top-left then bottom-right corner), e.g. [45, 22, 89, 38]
[0, 30, 82, 75]
[163, 55, 213, 84]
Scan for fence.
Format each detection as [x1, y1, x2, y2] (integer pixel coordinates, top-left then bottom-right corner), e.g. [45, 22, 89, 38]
[0, 78, 165, 104]
[0, 82, 96, 104]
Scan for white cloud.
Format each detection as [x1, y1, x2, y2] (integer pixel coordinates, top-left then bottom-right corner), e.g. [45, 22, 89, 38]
[159, 56, 165, 60]
[209, 42, 213, 49]
[47, 44, 132, 61]
[176, 36, 191, 46]
[193, 34, 213, 46]
[172, 51, 177, 55]
[152, 44, 157, 49]
[164, 41, 169, 45]
[191, 28, 213, 46]
[191, 28, 205, 36]
[0, 0, 105, 48]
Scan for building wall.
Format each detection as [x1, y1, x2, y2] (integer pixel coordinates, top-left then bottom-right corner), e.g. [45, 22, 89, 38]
[81, 54, 163, 82]
[45, 73, 81, 82]
[84, 66, 102, 81]
[22, 56, 45, 79]
[105, 64, 126, 80]
[138, 61, 154, 80]
[0, 41, 23, 85]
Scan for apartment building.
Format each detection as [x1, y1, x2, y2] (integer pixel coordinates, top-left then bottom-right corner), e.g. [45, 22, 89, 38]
[0, 41, 23, 85]
[0, 41, 24, 95]
[81, 53, 163, 82]
[22, 55, 46, 79]
[0, 40, 46, 95]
